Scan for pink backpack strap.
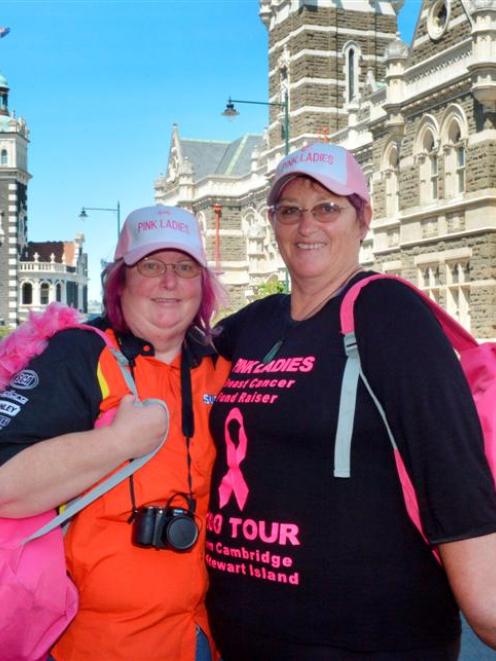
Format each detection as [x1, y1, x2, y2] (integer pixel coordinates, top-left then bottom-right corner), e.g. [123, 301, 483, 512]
[33, 320, 137, 396]
[340, 274, 477, 352]
[76, 323, 112, 345]
[335, 273, 475, 564]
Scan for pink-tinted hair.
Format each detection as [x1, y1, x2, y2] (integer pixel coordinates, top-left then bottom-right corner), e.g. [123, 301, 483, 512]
[347, 193, 369, 227]
[101, 260, 226, 342]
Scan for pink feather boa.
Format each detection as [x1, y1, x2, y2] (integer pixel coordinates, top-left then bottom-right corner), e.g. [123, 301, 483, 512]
[0, 303, 82, 391]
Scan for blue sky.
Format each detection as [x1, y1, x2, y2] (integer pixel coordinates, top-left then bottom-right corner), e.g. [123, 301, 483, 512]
[0, 0, 420, 300]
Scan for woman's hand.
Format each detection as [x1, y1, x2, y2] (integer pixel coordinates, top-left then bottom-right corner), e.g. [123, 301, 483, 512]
[0, 395, 169, 517]
[110, 395, 169, 460]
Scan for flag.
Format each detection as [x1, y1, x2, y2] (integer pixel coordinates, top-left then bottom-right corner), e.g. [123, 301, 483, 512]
[0, 27, 11, 39]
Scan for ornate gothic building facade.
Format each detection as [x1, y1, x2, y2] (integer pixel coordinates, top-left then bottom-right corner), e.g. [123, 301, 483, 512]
[156, 0, 496, 339]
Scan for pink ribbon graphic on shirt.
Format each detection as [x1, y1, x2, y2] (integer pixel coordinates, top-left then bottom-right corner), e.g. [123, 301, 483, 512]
[218, 407, 249, 511]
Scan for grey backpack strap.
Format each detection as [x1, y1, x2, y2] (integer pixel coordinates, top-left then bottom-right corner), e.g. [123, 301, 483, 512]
[23, 402, 168, 544]
[356, 370, 398, 452]
[334, 332, 398, 479]
[108, 346, 139, 397]
[22, 343, 169, 544]
[334, 332, 360, 478]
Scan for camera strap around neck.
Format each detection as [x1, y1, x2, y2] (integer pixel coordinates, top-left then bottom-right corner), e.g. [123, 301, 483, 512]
[128, 344, 196, 518]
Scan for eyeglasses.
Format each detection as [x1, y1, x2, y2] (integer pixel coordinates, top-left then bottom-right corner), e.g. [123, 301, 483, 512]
[136, 258, 202, 279]
[269, 202, 350, 225]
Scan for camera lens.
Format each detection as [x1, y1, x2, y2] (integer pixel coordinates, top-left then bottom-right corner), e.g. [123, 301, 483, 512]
[164, 511, 199, 551]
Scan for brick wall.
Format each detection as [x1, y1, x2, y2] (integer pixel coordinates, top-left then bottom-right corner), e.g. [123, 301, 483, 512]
[379, 233, 496, 338]
[223, 284, 250, 314]
[267, 4, 396, 147]
[467, 142, 496, 191]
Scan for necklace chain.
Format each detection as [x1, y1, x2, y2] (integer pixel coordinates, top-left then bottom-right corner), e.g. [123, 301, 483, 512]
[262, 267, 363, 364]
[292, 267, 363, 322]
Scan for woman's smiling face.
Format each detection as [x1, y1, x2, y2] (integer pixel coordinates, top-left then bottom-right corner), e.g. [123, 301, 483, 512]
[271, 176, 369, 289]
[120, 249, 202, 345]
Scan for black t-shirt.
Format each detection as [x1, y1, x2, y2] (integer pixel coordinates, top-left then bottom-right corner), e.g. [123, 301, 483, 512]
[206, 273, 496, 654]
[0, 318, 212, 464]
[0, 327, 105, 464]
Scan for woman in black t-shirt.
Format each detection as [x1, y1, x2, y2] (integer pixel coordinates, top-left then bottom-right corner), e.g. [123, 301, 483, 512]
[205, 143, 496, 660]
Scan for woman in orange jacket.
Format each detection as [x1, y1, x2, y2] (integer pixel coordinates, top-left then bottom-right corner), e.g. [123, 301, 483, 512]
[0, 205, 230, 661]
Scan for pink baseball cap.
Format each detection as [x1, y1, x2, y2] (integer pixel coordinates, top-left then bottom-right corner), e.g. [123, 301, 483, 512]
[114, 205, 207, 266]
[267, 143, 370, 206]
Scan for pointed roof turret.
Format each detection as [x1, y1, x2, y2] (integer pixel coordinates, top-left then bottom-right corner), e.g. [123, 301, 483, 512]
[384, 32, 409, 61]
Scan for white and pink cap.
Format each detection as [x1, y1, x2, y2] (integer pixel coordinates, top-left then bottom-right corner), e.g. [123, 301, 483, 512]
[114, 205, 207, 266]
[267, 143, 370, 206]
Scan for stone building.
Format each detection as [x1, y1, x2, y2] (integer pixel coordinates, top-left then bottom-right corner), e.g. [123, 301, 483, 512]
[155, 126, 269, 297]
[18, 234, 88, 320]
[0, 71, 88, 327]
[0, 72, 29, 327]
[156, 0, 496, 338]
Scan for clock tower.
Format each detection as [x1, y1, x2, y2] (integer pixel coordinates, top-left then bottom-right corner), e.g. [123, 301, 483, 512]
[0, 71, 30, 328]
[259, 0, 400, 160]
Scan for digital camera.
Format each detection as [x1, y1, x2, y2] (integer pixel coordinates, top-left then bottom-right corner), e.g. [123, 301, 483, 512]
[132, 505, 199, 552]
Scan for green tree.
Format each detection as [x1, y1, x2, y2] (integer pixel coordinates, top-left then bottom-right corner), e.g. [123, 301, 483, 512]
[253, 279, 285, 299]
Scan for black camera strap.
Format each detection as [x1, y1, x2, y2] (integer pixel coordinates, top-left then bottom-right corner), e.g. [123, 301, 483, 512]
[127, 345, 196, 520]
[180, 349, 196, 513]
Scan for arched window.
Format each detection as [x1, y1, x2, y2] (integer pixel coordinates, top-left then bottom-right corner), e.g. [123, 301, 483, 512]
[344, 43, 360, 104]
[418, 263, 441, 303]
[40, 282, 50, 305]
[418, 254, 471, 331]
[0, 149, 7, 166]
[425, 133, 438, 200]
[418, 128, 439, 202]
[446, 260, 470, 328]
[448, 123, 465, 195]
[441, 117, 466, 199]
[383, 144, 399, 218]
[21, 282, 32, 305]
[277, 46, 290, 146]
[348, 49, 356, 102]
[456, 142, 465, 193]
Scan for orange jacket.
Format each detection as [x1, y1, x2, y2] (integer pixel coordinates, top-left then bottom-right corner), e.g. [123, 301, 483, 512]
[53, 329, 230, 661]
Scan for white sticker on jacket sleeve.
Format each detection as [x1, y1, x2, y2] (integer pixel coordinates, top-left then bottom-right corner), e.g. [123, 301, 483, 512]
[0, 400, 21, 417]
[0, 414, 11, 429]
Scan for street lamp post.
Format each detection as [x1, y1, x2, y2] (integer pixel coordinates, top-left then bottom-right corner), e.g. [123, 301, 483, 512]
[222, 91, 289, 155]
[79, 202, 121, 239]
[222, 93, 291, 291]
